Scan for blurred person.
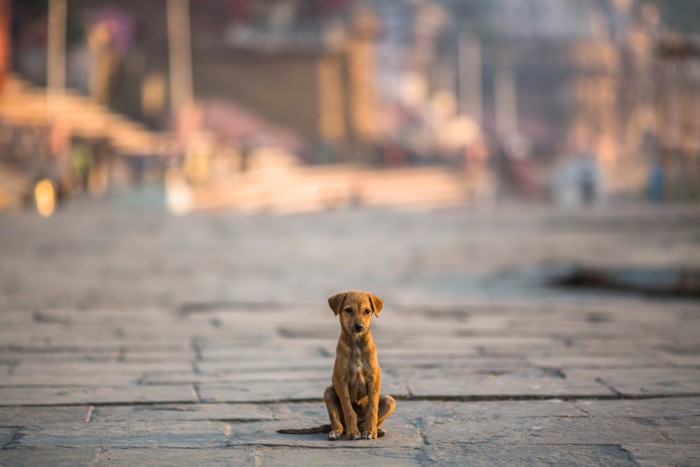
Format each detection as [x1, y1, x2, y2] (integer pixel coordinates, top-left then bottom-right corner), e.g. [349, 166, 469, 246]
[87, 20, 118, 105]
[570, 146, 603, 207]
[46, 123, 75, 200]
[89, 139, 114, 196]
[551, 145, 604, 208]
[70, 140, 93, 193]
[87, 7, 134, 106]
[506, 133, 545, 200]
[141, 71, 167, 129]
[463, 134, 494, 206]
[239, 139, 252, 173]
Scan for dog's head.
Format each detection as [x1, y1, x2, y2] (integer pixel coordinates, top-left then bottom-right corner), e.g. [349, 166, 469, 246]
[328, 291, 383, 336]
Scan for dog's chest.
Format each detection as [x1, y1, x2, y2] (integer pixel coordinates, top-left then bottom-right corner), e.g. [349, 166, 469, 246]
[348, 359, 370, 399]
[349, 359, 366, 380]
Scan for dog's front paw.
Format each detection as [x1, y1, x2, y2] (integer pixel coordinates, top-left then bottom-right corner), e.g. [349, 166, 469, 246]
[328, 430, 342, 441]
[346, 430, 361, 440]
[361, 431, 376, 440]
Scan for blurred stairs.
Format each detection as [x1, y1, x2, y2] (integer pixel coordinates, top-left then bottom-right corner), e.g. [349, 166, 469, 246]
[0, 75, 168, 155]
[191, 164, 470, 212]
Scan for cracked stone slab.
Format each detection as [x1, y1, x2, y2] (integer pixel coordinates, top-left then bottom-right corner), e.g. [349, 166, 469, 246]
[447, 399, 586, 419]
[0, 427, 21, 449]
[0, 329, 192, 351]
[197, 340, 326, 355]
[571, 368, 700, 396]
[141, 369, 330, 386]
[5, 362, 193, 387]
[198, 381, 324, 403]
[381, 356, 527, 371]
[236, 401, 422, 449]
[196, 357, 331, 374]
[0, 406, 90, 425]
[0, 447, 98, 466]
[0, 349, 195, 365]
[90, 447, 252, 466]
[92, 403, 277, 423]
[251, 446, 420, 466]
[528, 355, 667, 369]
[623, 443, 700, 467]
[659, 351, 700, 367]
[422, 444, 638, 466]
[0, 341, 190, 354]
[0, 385, 197, 406]
[420, 414, 676, 446]
[231, 421, 423, 449]
[575, 397, 700, 418]
[406, 368, 615, 398]
[16, 421, 232, 449]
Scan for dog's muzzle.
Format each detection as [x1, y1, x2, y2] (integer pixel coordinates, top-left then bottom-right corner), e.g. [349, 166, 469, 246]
[353, 323, 364, 333]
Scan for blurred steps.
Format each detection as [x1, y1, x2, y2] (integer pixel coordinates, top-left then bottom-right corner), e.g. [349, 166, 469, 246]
[0, 75, 168, 155]
[191, 165, 469, 212]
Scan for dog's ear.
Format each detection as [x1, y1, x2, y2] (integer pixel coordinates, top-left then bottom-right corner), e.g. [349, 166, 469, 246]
[328, 292, 347, 316]
[367, 292, 383, 317]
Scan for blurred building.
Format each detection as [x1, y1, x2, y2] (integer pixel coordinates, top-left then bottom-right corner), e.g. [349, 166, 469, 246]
[3, 0, 699, 207]
[190, 0, 380, 161]
[391, 0, 663, 196]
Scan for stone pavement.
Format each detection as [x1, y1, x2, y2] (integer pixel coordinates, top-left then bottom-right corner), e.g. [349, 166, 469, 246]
[0, 201, 699, 465]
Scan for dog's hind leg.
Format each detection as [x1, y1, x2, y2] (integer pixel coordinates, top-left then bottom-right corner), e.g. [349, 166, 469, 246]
[375, 395, 396, 437]
[324, 386, 345, 440]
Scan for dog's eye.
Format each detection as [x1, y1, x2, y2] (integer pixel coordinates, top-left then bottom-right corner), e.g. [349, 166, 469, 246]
[364, 309, 371, 315]
[344, 308, 353, 314]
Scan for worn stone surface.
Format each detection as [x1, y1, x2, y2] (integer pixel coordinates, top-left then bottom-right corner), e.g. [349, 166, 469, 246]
[0, 447, 98, 467]
[422, 444, 638, 466]
[0, 385, 198, 406]
[622, 443, 700, 467]
[1, 202, 699, 464]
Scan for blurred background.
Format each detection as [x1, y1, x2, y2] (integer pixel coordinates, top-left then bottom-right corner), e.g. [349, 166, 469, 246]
[0, 0, 698, 216]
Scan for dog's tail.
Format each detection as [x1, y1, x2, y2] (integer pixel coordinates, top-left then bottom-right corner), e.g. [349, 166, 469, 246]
[277, 424, 332, 435]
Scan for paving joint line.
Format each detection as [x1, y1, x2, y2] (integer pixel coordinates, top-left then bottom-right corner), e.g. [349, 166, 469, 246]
[595, 377, 624, 397]
[1, 392, 699, 408]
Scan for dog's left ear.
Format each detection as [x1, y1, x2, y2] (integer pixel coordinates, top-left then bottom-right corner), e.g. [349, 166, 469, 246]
[328, 292, 347, 316]
[367, 293, 383, 317]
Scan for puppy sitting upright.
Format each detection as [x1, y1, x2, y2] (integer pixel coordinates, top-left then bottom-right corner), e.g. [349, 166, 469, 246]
[278, 291, 395, 440]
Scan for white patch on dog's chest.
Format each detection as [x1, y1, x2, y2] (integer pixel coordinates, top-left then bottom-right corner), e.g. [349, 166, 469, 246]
[350, 360, 364, 378]
[348, 360, 369, 400]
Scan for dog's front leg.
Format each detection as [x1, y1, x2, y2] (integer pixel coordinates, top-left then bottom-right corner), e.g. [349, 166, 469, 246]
[324, 386, 344, 440]
[336, 383, 360, 440]
[361, 376, 380, 439]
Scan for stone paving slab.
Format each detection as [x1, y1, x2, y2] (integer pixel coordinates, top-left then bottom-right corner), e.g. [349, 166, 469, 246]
[421, 444, 638, 467]
[6, 362, 193, 387]
[622, 443, 700, 467]
[1, 203, 699, 464]
[578, 368, 700, 397]
[0, 447, 99, 467]
[15, 421, 234, 449]
[405, 368, 617, 399]
[574, 397, 700, 418]
[90, 404, 277, 423]
[4, 399, 698, 465]
[0, 385, 197, 406]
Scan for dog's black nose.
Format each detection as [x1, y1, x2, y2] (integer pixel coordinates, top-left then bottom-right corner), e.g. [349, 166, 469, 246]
[353, 323, 364, 332]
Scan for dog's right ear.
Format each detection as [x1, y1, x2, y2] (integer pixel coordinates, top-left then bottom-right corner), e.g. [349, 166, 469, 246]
[328, 292, 347, 316]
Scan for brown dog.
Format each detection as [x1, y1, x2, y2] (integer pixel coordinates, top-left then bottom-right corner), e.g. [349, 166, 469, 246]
[278, 291, 395, 440]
